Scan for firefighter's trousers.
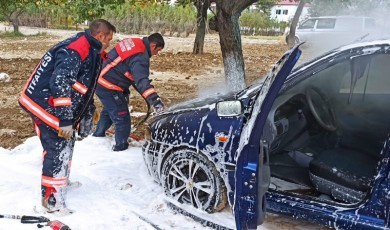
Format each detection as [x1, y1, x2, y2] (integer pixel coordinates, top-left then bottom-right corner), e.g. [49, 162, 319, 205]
[34, 118, 75, 208]
[94, 86, 131, 146]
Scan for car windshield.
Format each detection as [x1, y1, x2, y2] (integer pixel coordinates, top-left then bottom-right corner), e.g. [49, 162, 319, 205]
[282, 52, 390, 148]
[237, 48, 300, 99]
[237, 80, 262, 98]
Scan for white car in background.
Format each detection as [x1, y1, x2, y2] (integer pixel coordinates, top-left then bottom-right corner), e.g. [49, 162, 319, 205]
[286, 16, 376, 48]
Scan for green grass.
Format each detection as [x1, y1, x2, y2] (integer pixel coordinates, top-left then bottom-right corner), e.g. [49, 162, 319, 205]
[0, 31, 50, 38]
[51, 25, 86, 31]
[0, 31, 25, 38]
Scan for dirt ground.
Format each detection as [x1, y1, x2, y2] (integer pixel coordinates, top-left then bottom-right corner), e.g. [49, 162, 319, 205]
[0, 28, 288, 149]
[0, 27, 333, 230]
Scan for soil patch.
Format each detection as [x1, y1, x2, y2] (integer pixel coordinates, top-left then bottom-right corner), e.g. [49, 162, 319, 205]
[0, 33, 287, 149]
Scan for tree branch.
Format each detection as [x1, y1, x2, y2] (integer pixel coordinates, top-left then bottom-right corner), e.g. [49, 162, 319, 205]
[10, 8, 24, 21]
[232, 0, 258, 15]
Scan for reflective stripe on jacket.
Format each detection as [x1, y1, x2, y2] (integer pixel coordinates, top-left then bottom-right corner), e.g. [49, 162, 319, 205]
[97, 37, 161, 106]
[19, 30, 103, 130]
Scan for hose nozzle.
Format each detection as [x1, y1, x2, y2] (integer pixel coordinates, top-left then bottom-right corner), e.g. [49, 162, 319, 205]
[47, 220, 71, 230]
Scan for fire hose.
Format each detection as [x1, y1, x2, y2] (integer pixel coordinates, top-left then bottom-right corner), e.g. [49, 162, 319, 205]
[0, 214, 70, 230]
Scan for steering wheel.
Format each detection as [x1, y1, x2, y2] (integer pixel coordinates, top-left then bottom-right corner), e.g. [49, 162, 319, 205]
[305, 86, 337, 131]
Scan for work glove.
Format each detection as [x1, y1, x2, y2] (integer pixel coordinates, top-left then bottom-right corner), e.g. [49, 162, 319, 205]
[58, 125, 74, 140]
[93, 110, 100, 124]
[153, 98, 165, 113]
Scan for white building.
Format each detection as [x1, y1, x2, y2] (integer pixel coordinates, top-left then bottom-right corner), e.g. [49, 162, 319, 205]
[270, 0, 310, 22]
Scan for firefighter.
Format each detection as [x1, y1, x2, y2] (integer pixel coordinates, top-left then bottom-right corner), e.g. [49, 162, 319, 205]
[93, 33, 165, 151]
[18, 19, 116, 213]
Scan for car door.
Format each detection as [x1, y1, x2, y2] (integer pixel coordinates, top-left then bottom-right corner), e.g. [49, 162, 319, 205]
[234, 45, 302, 230]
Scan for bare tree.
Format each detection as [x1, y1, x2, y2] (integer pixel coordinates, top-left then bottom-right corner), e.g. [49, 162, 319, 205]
[213, 0, 258, 91]
[193, 0, 211, 54]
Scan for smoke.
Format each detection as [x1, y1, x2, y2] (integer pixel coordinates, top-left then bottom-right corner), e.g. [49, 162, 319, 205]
[197, 76, 230, 99]
[358, 4, 390, 39]
[296, 1, 390, 62]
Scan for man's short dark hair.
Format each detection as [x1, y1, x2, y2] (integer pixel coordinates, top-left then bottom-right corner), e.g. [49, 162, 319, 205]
[148, 33, 165, 49]
[89, 19, 116, 36]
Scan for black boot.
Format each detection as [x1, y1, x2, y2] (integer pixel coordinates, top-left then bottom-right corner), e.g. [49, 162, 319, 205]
[92, 132, 105, 137]
[112, 142, 129, 152]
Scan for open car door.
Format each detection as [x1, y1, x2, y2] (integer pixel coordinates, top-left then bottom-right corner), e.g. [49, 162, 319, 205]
[234, 45, 302, 230]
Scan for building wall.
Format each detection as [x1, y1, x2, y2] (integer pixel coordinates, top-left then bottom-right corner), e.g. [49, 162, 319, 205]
[270, 5, 310, 22]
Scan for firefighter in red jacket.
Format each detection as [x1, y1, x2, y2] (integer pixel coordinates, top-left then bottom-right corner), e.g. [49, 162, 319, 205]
[19, 19, 116, 213]
[93, 33, 165, 151]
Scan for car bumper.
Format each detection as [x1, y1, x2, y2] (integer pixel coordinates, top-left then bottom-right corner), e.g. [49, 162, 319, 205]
[142, 140, 160, 182]
[142, 139, 173, 183]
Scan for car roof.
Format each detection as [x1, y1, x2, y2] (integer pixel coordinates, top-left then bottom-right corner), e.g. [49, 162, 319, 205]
[239, 39, 390, 100]
[292, 39, 390, 75]
[338, 39, 390, 50]
[306, 16, 375, 20]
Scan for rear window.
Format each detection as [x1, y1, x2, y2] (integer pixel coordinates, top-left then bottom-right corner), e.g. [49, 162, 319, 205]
[299, 19, 316, 29]
[316, 18, 336, 29]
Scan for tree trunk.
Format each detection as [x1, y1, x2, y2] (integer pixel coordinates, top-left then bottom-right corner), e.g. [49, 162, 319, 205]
[213, 0, 257, 91]
[9, 9, 23, 33]
[65, 15, 68, 29]
[12, 20, 19, 33]
[193, 0, 210, 54]
[287, 0, 306, 48]
[217, 10, 246, 91]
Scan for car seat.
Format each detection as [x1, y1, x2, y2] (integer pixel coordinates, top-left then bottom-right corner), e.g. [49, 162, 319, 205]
[309, 148, 379, 203]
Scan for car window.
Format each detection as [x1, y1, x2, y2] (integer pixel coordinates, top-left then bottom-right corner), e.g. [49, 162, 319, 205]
[287, 59, 350, 95]
[299, 19, 316, 29]
[316, 18, 336, 29]
[310, 59, 350, 92]
[340, 54, 390, 94]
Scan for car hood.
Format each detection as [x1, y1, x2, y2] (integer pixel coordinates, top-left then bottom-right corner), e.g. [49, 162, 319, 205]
[150, 46, 301, 121]
[156, 81, 264, 115]
[165, 91, 237, 112]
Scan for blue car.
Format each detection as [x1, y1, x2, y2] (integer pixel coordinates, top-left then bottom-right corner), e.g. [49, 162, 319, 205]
[142, 41, 390, 230]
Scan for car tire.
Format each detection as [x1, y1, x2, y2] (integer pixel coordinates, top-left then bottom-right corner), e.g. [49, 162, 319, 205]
[161, 149, 227, 213]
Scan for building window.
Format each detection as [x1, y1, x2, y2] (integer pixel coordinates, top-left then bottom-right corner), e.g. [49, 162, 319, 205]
[283, 10, 288, 15]
[276, 9, 281, 15]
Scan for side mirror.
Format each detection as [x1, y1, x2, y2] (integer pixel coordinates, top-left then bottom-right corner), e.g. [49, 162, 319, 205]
[216, 100, 242, 117]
